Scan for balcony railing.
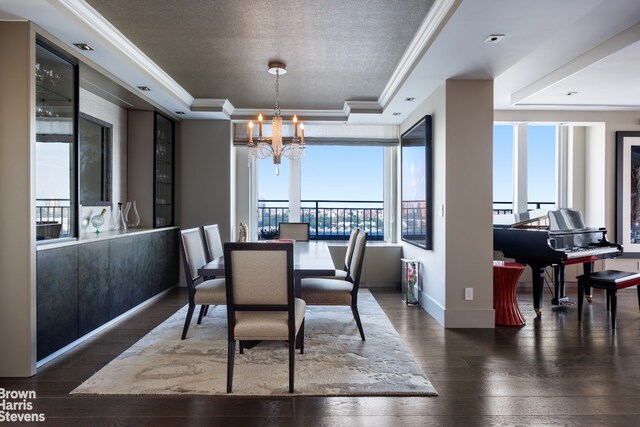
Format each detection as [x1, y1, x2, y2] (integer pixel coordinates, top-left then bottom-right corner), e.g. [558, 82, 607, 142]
[258, 199, 384, 240]
[492, 201, 555, 215]
[36, 198, 72, 238]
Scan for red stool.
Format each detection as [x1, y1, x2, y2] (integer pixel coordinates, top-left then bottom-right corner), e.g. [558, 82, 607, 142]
[493, 261, 526, 326]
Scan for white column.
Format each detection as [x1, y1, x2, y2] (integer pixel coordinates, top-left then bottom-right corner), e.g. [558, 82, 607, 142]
[513, 124, 528, 213]
[556, 125, 569, 208]
[288, 159, 301, 222]
[383, 145, 397, 242]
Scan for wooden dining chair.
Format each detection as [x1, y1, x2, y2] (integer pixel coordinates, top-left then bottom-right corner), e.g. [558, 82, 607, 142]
[332, 228, 361, 280]
[202, 224, 224, 262]
[278, 222, 310, 241]
[301, 231, 368, 340]
[178, 227, 226, 339]
[224, 242, 305, 393]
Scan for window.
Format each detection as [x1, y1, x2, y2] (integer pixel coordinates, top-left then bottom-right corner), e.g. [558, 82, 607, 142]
[257, 157, 289, 239]
[527, 126, 556, 210]
[493, 125, 514, 213]
[301, 145, 383, 240]
[255, 145, 384, 240]
[35, 42, 77, 240]
[493, 124, 559, 215]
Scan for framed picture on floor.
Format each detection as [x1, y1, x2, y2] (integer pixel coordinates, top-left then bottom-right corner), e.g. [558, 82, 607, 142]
[616, 131, 640, 255]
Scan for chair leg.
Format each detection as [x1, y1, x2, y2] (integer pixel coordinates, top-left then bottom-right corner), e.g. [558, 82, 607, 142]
[197, 305, 207, 324]
[203, 305, 210, 316]
[299, 320, 305, 354]
[351, 304, 365, 340]
[227, 340, 236, 393]
[288, 336, 295, 393]
[636, 285, 640, 312]
[181, 304, 195, 340]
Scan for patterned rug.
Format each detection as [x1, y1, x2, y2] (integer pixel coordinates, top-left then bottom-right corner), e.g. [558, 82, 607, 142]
[71, 291, 438, 396]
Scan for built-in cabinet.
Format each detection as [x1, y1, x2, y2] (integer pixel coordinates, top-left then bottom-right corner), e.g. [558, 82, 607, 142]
[36, 228, 179, 361]
[154, 113, 174, 228]
[128, 111, 175, 229]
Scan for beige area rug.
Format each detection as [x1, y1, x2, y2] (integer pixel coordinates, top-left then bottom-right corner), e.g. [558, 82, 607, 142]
[71, 291, 438, 396]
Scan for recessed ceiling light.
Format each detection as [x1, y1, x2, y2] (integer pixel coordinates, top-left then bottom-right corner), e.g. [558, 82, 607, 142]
[137, 86, 151, 91]
[392, 112, 402, 116]
[73, 43, 94, 51]
[404, 97, 415, 102]
[566, 91, 578, 96]
[484, 34, 505, 44]
[175, 111, 185, 115]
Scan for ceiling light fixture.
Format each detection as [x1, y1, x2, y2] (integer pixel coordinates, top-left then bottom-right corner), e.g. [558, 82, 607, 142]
[566, 91, 578, 96]
[484, 34, 505, 44]
[137, 86, 151, 91]
[248, 62, 304, 175]
[404, 97, 415, 102]
[175, 111, 185, 115]
[73, 43, 94, 51]
[392, 112, 402, 116]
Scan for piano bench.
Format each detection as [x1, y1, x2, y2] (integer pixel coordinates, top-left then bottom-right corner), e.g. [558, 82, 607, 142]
[577, 270, 640, 329]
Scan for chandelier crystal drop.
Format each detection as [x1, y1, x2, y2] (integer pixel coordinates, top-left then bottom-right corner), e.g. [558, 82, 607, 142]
[248, 62, 305, 175]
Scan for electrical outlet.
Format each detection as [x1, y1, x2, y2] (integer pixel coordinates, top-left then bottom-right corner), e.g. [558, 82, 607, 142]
[464, 288, 473, 301]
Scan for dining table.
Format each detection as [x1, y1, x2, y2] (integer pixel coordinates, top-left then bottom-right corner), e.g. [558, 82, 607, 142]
[198, 240, 337, 296]
[198, 240, 336, 350]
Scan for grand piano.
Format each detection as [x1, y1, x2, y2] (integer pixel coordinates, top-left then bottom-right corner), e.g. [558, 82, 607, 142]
[493, 209, 622, 316]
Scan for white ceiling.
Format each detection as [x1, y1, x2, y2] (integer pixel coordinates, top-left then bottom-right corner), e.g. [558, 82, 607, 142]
[2, 0, 640, 123]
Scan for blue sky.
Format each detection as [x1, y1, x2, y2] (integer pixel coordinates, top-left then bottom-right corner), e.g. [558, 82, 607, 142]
[258, 145, 384, 201]
[493, 125, 556, 208]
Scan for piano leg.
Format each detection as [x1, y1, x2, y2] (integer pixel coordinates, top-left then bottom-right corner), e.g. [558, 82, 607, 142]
[552, 265, 569, 305]
[531, 264, 545, 317]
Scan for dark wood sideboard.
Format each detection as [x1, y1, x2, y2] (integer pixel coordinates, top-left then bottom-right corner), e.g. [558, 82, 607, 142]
[36, 228, 179, 361]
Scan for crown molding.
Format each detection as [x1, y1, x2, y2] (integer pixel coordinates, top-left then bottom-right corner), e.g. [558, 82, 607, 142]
[190, 98, 234, 117]
[377, 0, 461, 108]
[54, 0, 194, 106]
[511, 20, 640, 106]
[343, 101, 383, 115]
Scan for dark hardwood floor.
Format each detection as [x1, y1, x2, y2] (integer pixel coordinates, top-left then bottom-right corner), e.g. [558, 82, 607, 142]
[2, 285, 640, 426]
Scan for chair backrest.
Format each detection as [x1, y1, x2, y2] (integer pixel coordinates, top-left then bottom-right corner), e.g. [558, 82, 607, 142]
[347, 231, 368, 288]
[202, 224, 224, 262]
[343, 228, 361, 272]
[278, 222, 310, 241]
[179, 227, 208, 286]
[223, 242, 295, 325]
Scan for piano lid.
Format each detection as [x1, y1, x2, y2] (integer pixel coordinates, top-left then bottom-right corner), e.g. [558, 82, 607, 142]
[493, 208, 550, 229]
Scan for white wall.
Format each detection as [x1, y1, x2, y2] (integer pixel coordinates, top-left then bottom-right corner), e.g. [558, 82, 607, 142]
[0, 21, 37, 376]
[180, 120, 232, 241]
[400, 83, 447, 324]
[78, 89, 128, 232]
[399, 80, 494, 328]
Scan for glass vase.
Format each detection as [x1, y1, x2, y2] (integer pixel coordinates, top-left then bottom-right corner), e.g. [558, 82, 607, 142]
[127, 200, 140, 228]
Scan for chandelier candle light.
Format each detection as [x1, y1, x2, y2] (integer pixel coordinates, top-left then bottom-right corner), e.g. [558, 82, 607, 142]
[248, 62, 305, 175]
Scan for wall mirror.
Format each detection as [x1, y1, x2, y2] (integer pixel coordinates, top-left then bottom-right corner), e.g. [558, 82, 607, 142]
[79, 112, 112, 206]
[401, 115, 433, 249]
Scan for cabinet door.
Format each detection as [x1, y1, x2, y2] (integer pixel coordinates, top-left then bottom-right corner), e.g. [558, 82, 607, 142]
[37, 246, 79, 360]
[78, 241, 110, 336]
[109, 236, 135, 318]
[154, 113, 174, 228]
[133, 233, 155, 306]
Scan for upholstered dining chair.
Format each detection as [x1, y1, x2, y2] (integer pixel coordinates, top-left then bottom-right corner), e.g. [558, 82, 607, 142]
[202, 224, 224, 262]
[301, 231, 368, 340]
[199, 223, 225, 319]
[278, 222, 310, 241]
[223, 242, 305, 393]
[331, 228, 361, 280]
[178, 227, 226, 339]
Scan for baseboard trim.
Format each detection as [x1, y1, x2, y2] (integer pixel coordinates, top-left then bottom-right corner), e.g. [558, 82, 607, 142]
[444, 308, 495, 328]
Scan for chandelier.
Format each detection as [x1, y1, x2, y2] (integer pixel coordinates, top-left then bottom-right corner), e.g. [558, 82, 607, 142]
[248, 62, 305, 175]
